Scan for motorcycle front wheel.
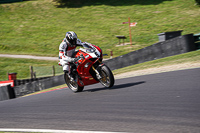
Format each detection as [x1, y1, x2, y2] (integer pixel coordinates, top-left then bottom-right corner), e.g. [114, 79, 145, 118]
[99, 65, 115, 88]
[64, 73, 84, 93]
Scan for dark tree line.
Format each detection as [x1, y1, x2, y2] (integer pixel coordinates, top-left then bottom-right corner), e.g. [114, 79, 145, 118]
[53, 0, 200, 7]
[195, 0, 200, 5]
[53, 0, 88, 7]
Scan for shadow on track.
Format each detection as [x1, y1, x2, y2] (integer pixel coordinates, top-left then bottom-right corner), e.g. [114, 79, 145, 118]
[84, 81, 145, 92]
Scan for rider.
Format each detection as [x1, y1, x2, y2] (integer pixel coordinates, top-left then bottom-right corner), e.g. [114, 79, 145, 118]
[58, 31, 85, 80]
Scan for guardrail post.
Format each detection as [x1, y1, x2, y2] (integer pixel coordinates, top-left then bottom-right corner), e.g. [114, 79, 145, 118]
[30, 66, 33, 79]
[52, 65, 55, 76]
[7, 85, 16, 99]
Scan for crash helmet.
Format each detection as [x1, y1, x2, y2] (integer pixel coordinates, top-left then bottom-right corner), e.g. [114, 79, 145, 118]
[65, 31, 78, 47]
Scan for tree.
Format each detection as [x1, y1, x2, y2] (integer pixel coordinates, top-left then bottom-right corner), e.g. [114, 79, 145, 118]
[195, 0, 200, 5]
[53, 0, 83, 7]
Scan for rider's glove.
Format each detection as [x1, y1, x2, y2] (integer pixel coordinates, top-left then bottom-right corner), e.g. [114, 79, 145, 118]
[72, 56, 81, 63]
[80, 54, 84, 59]
[71, 58, 77, 63]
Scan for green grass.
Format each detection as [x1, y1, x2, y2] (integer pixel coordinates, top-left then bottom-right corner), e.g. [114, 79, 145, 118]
[0, 0, 200, 57]
[0, 58, 62, 81]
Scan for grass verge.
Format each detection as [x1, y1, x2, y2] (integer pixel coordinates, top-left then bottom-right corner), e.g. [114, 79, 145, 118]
[0, 58, 62, 81]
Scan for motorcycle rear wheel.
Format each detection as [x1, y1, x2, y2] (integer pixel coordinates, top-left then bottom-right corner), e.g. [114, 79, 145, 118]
[64, 73, 84, 93]
[99, 65, 114, 88]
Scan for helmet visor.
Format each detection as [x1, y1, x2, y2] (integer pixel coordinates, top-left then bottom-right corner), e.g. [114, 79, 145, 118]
[69, 38, 77, 46]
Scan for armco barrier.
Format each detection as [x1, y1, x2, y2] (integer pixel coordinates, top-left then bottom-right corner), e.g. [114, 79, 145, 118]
[14, 74, 65, 97]
[103, 34, 195, 70]
[0, 85, 16, 101]
[0, 86, 9, 101]
[14, 76, 52, 86]
[0, 74, 65, 100]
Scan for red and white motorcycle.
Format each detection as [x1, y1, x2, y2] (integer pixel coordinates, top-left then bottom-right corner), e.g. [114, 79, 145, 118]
[64, 43, 115, 92]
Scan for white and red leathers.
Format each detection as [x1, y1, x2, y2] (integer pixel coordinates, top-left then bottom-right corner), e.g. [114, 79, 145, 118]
[59, 38, 83, 72]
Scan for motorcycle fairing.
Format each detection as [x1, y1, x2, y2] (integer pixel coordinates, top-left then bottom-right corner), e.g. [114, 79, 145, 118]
[75, 50, 100, 87]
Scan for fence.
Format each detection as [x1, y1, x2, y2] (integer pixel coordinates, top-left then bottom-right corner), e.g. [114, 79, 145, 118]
[31, 65, 63, 78]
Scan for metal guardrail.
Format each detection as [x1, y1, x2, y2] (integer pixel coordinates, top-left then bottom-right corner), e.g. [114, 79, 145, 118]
[14, 76, 52, 86]
[104, 34, 196, 70]
[194, 33, 200, 49]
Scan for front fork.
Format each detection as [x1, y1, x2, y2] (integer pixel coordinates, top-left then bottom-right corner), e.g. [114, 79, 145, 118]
[92, 66, 101, 80]
[92, 60, 104, 80]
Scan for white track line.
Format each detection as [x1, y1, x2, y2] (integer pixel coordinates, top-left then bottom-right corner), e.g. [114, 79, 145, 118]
[0, 128, 127, 133]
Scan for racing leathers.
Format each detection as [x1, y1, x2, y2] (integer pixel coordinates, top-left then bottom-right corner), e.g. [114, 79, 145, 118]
[58, 38, 83, 73]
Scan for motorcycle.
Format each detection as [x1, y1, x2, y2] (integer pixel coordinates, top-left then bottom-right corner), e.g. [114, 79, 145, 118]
[64, 43, 115, 92]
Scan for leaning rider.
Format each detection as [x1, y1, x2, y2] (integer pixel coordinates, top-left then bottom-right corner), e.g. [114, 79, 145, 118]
[58, 31, 87, 80]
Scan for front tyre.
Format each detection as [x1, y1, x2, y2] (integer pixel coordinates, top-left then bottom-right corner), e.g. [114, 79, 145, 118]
[99, 65, 115, 88]
[64, 73, 84, 93]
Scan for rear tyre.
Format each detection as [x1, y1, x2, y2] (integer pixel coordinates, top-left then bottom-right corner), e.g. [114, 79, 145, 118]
[99, 65, 114, 88]
[64, 73, 84, 93]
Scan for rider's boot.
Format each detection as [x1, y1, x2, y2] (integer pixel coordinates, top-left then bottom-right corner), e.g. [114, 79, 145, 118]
[64, 70, 74, 82]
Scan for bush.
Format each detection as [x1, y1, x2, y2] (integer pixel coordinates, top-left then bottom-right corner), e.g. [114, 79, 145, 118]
[53, 0, 83, 7]
[195, 0, 200, 5]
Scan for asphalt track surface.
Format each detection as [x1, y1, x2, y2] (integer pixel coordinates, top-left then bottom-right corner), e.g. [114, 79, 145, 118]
[0, 68, 200, 133]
